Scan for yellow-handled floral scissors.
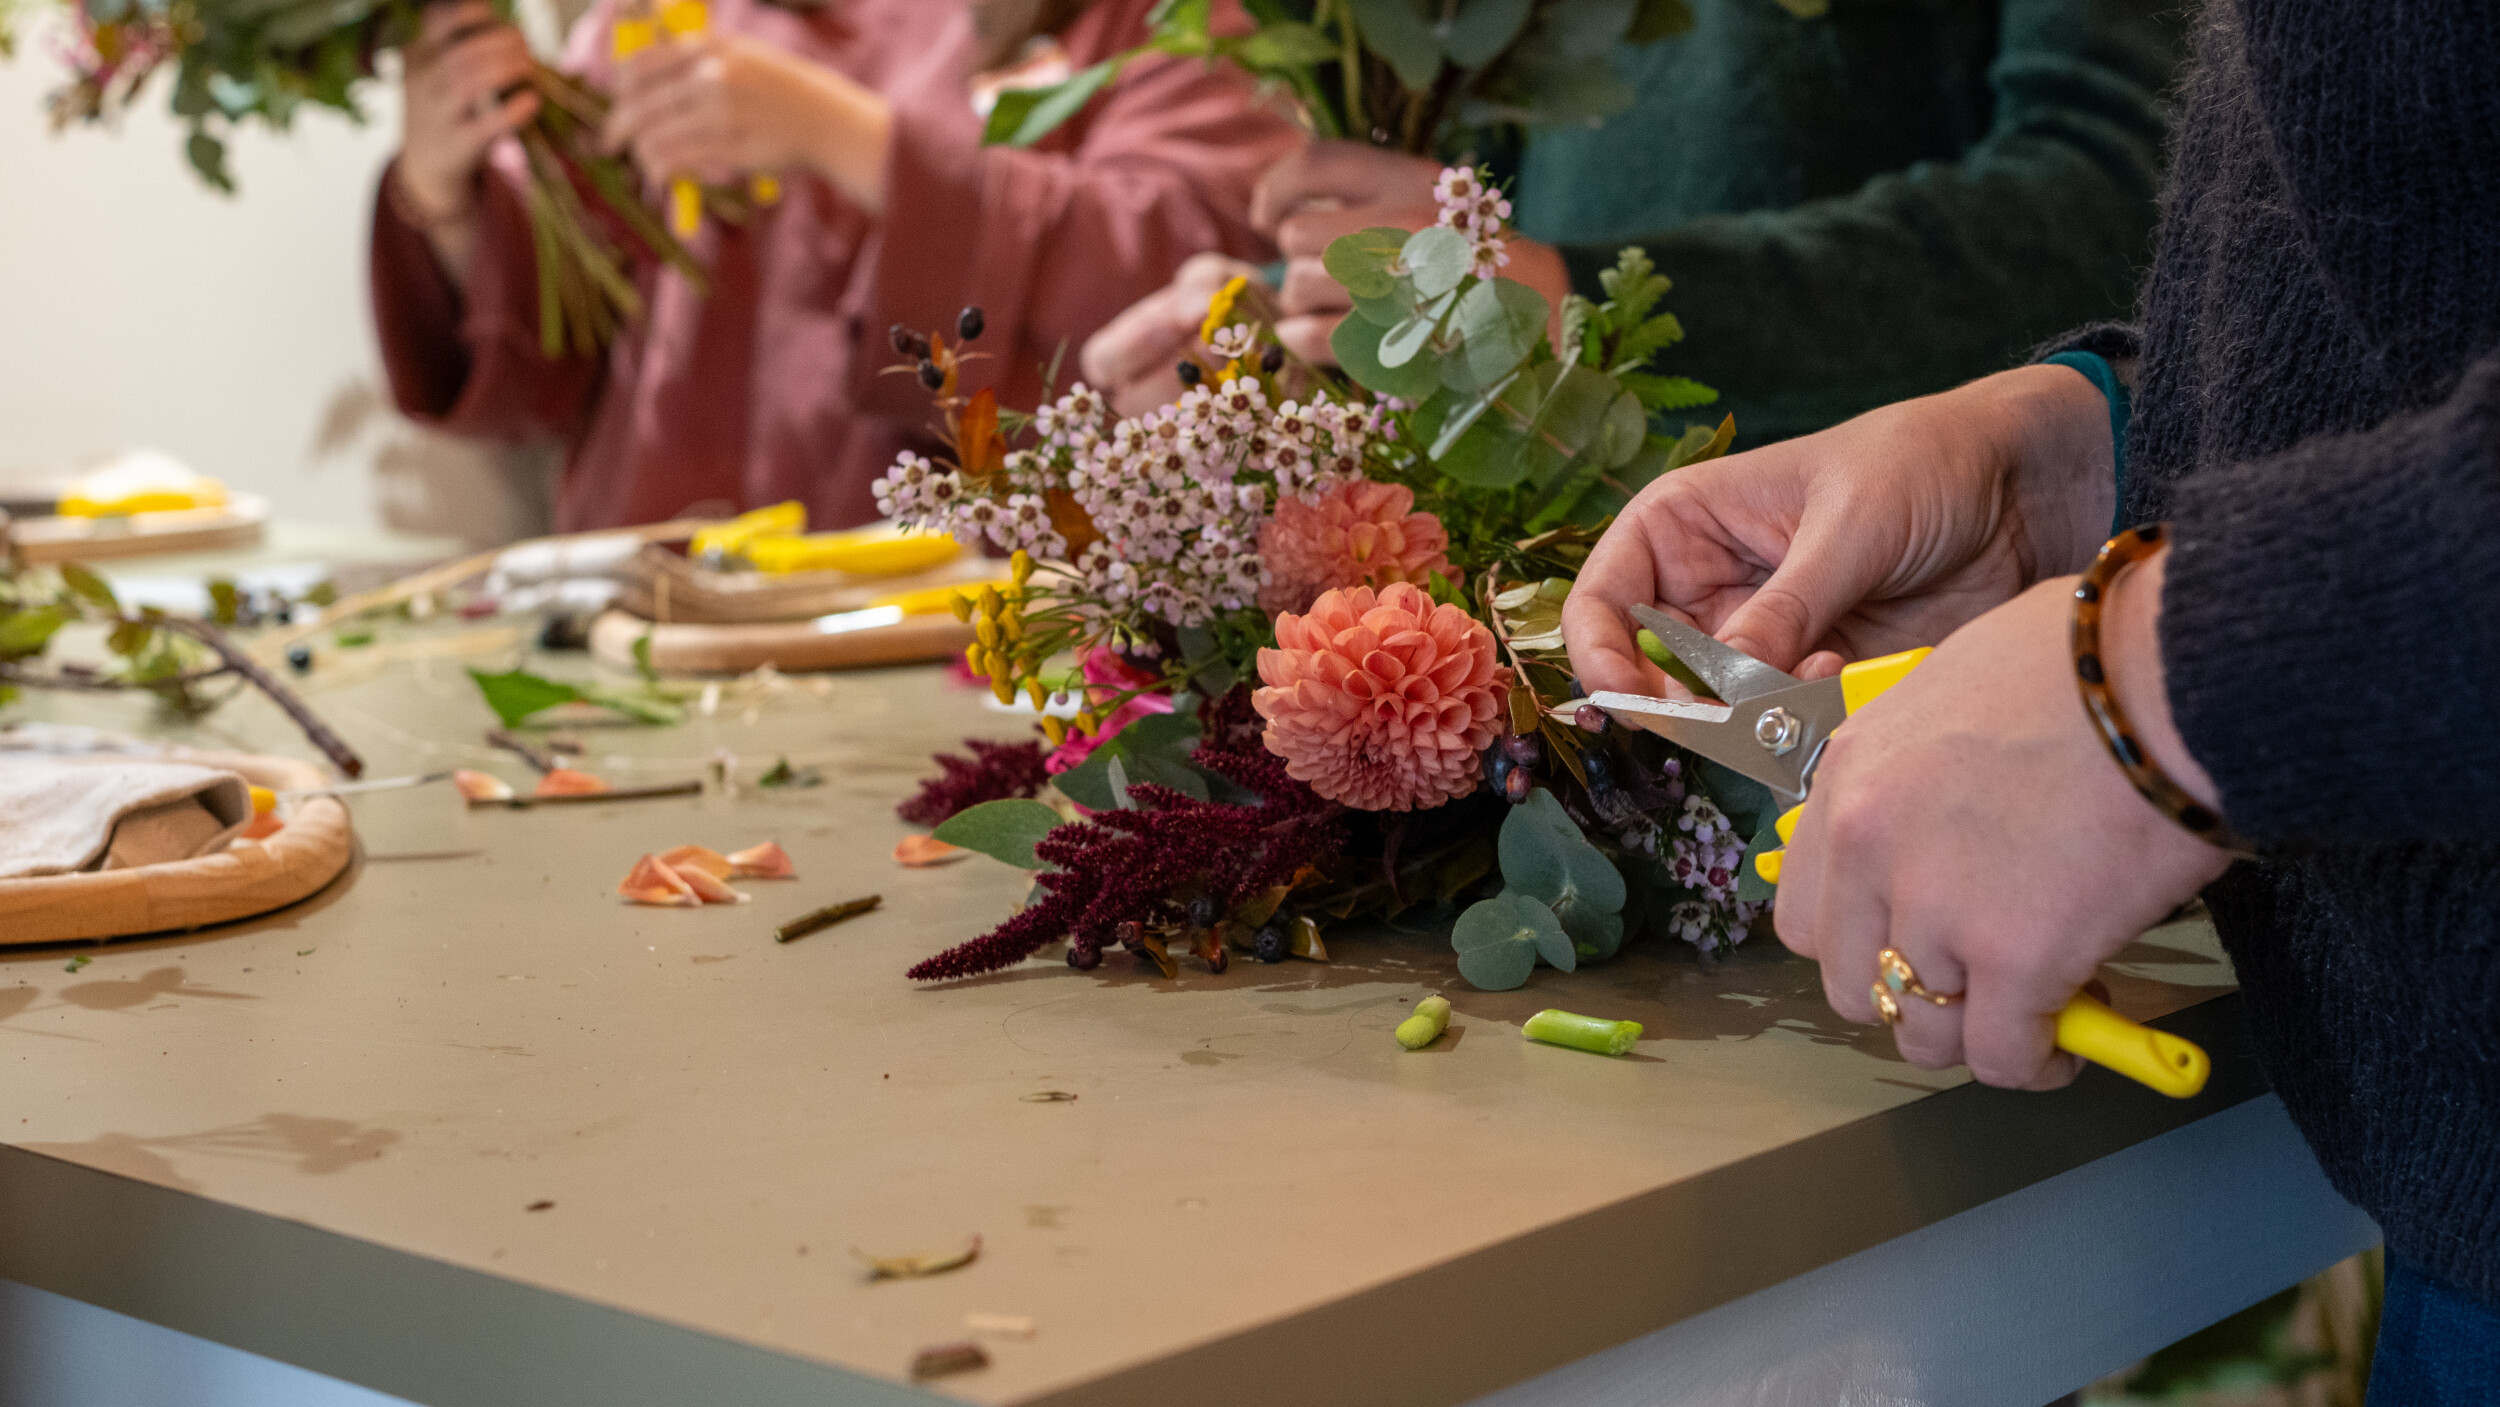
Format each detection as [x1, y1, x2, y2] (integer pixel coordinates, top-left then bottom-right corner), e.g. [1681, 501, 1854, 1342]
[1588, 606, 2210, 1099]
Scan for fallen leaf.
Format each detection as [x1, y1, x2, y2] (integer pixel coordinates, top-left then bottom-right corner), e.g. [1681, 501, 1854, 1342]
[964, 1312, 1034, 1339]
[894, 834, 969, 867]
[910, 1342, 989, 1379]
[535, 768, 610, 798]
[727, 840, 795, 879]
[453, 769, 514, 802]
[855, 1234, 980, 1281]
[619, 854, 700, 907]
[657, 844, 734, 880]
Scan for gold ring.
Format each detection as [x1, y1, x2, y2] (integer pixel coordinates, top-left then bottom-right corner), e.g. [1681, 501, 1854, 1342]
[1870, 983, 1902, 1026]
[1877, 948, 1963, 1007]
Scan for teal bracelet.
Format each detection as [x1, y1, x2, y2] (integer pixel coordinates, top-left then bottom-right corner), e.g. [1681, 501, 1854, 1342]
[2043, 350, 2131, 537]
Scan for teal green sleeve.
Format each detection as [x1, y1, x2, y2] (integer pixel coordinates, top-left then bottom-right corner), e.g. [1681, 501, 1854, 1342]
[2040, 349, 2130, 535]
[1556, 0, 2181, 445]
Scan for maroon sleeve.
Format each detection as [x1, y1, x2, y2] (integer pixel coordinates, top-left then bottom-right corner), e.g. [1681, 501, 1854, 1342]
[842, 24, 1300, 418]
[368, 153, 602, 443]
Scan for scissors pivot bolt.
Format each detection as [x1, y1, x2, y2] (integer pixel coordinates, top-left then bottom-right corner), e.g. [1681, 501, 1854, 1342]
[1754, 707, 1803, 756]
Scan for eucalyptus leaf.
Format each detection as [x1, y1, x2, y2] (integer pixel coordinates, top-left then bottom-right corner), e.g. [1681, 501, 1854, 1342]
[1444, 278, 1548, 391]
[1377, 309, 1438, 368]
[1735, 813, 1783, 904]
[1050, 709, 1212, 811]
[1442, 0, 1535, 65]
[1451, 891, 1563, 990]
[932, 798, 1063, 870]
[1333, 310, 1444, 401]
[1401, 225, 1474, 299]
[1595, 387, 1649, 467]
[1323, 227, 1413, 301]
[1344, 0, 1442, 88]
[1425, 372, 1521, 460]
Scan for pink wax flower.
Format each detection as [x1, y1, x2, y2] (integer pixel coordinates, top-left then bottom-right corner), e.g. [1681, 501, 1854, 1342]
[1253, 582, 1509, 812]
[1046, 647, 1174, 774]
[1256, 479, 1456, 615]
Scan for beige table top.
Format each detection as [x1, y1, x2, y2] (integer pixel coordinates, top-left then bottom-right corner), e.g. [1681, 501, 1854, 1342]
[0, 626, 2253, 1407]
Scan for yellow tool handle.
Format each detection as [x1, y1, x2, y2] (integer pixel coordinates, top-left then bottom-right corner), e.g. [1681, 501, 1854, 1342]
[1748, 644, 2210, 1098]
[614, 4, 711, 238]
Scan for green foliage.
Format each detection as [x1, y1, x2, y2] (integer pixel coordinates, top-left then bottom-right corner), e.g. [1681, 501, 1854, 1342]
[1450, 789, 1632, 989]
[465, 667, 685, 730]
[1051, 710, 1231, 811]
[933, 799, 1064, 870]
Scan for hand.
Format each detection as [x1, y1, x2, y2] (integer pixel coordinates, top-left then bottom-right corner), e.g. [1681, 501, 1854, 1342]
[1559, 364, 2120, 700]
[1770, 553, 2232, 1089]
[1079, 253, 1267, 417]
[1257, 143, 1571, 362]
[397, 2, 539, 224]
[602, 32, 891, 212]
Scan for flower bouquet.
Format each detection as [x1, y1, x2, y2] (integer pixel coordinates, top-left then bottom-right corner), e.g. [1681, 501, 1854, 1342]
[986, 0, 1823, 154]
[888, 171, 1779, 991]
[21, 0, 710, 356]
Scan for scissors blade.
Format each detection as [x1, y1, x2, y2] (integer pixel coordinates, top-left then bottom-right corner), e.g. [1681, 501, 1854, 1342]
[1590, 675, 1847, 802]
[1627, 605, 1801, 704]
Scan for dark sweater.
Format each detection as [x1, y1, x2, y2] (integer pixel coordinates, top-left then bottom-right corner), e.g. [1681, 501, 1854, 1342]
[1515, 0, 2183, 443]
[2122, 0, 2500, 1305]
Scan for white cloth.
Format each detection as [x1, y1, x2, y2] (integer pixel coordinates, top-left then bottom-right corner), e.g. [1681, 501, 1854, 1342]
[0, 760, 251, 879]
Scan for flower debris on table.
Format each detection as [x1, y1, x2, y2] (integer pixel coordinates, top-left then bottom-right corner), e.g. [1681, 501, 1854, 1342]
[855, 1234, 980, 1281]
[618, 843, 796, 907]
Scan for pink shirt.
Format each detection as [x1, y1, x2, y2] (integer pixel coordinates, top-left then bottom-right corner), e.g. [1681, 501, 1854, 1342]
[371, 0, 1298, 533]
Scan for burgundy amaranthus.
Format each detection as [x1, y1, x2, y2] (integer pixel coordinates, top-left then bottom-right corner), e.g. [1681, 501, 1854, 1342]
[905, 738, 1344, 981]
[896, 738, 1052, 827]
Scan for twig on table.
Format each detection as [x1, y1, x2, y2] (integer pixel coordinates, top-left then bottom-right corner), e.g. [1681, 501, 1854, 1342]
[155, 618, 364, 778]
[475, 780, 704, 809]
[775, 895, 883, 943]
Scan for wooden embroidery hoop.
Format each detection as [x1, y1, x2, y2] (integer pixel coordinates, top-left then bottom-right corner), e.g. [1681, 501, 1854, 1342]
[0, 751, 355, 945]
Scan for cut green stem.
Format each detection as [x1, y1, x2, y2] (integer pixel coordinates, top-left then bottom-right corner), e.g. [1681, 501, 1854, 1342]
[1522, 1008, 1642, 1056]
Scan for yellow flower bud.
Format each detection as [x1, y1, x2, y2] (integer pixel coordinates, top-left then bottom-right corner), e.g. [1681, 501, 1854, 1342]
[1010, 549, 1033, 585]
[1040, 715, 1067, 746]
[975, 617, 1000, 648]
[978, 584, 1003, 618]
[949, 592, 974, 623]
[1026, 677, 1048, 712]
[964, 641, 986, 675]
[990, 673, 1017, 706]
[1074, 710, 1100, 737]
[1001, 612, 1024, 643]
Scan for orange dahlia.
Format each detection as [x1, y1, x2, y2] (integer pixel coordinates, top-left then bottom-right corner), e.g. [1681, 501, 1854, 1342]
[1256, 480, 1456, 615]
[1253, 582, 1511, 811]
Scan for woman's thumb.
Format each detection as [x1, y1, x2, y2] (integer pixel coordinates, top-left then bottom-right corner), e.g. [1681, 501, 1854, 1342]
[1718, 519, 1888, 671]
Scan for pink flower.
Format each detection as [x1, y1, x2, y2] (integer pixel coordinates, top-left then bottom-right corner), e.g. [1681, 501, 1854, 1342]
[1256, 480, 1456, 615]
[1253, 583, 1510, 812]
[1046, 647, 1173, 774]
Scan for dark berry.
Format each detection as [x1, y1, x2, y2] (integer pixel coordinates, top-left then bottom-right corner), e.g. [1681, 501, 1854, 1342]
[957, 306, 985, 342]
[539, 612, 590, 651]
[285, 644, 312, 675]
[1186, 894, 1220, 929]
[1067, 940, 1101, 971]
[273, 602, 294, 625]
[1116, 920, 1145, 953]
[1252, 924, 1290, 963]
[1259, 344, 1285, 374]
[1574, 704, 1609, 733]
[1501, 733, 1541, 766]
[1486, 753, 1515, 795]
[1503, 765, 1533, 803]
[1581, 750, 1615, 793]
[1568, 677, 1588, 699]
[889, 323, 929, 358]
[916, 358, 944, 390]
[1176, 360, 1202, 387]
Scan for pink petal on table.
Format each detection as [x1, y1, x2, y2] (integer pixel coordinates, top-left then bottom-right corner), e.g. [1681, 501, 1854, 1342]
[619, 854, 700, 907]
[536, 768, 610, 798]
[726, 841, 794, 879]
[454, 769, 514, 802]
[894, 835, 969, 868]
[658, 844, 735, 880]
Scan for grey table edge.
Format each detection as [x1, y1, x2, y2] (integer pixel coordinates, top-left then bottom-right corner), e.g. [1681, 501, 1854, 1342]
[0, 994, 2377, 1407]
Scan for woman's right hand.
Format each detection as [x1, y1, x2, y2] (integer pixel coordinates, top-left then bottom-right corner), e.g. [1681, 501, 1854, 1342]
[1559, 364, 2122, 698]
[396, 2, 539, 226]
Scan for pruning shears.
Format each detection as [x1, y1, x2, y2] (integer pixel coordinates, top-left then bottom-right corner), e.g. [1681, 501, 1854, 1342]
[611, 0, 780, 240]
[1588, 606, 2210, 1099]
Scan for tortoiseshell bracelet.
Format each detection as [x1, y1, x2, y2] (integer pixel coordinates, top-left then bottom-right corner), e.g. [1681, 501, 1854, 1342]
[2072, 524, 2257, 858]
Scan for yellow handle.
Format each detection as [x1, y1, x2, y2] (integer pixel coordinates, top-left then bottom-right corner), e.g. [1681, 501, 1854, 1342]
[1748, 643, 2209, 1098]
[616, 4, 711, 239]
[2056, 992, 2210, 1098]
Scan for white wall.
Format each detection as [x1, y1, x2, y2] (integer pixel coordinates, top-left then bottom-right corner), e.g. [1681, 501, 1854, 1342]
[0, 27, 406, 528]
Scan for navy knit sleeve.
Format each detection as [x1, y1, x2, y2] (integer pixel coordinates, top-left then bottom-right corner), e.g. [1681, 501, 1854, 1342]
[2162, 353, 2500, 845]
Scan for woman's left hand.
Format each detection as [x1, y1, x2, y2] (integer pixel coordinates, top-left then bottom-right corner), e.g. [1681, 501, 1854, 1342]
[602, 32, 891, 212]
[1772, 552, 2235, 1089]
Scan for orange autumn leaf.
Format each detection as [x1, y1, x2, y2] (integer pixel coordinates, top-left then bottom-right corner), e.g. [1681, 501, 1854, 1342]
[657, 844, 734, 880]
[535, 768, 609, 797]
[957, 387, 1003, 484]
[619, 854, 700, 906]
[727, 840, 795, 879]
[894, 834, 969, 867]
[454, 769, 514, 802]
